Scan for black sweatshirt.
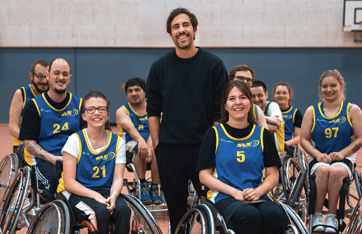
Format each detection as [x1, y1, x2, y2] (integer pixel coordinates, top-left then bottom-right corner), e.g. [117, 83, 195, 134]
[146, 48, 228, 145]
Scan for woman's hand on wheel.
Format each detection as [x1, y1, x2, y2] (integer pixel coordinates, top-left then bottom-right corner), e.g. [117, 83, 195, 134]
[243, 188, 261, 201]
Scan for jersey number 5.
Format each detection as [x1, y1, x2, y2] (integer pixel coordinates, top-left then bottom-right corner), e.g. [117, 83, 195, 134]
[237, 151, 245, 163]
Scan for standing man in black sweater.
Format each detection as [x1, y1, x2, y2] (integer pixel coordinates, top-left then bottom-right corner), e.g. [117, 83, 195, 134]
[146, 7, 228, 233]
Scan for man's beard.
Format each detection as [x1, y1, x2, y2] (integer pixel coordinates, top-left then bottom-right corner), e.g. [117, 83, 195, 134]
[32, 80, 48, 94]
[54, 88, 66, 94]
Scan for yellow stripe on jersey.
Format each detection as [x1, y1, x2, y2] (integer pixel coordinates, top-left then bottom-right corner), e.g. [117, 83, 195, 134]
[318, 101, 344, 120]
[261, 127, 264, 153]
[292, 108, 297, 123]
[311, 106, 316, 133]
[128, 102, 146, 117]
[33, 99, 41, 117]
[83, 129, 112, 155]
[75, 133, 82, 163]
[212, 126, 219, 154]
[347, 103, 353, 128]
[21, 87, 26, 109]
[78, 98, 83, 111]
[220, 123, 256, 141]
[29, 84, 36, 97]
[43, 93, 73, 112]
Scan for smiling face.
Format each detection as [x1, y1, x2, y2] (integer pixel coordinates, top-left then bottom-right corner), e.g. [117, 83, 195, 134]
[320, 76, 343, 102]
[233, 70, 253, 89]
[225, 87, 251, 123]
[30, 64, 49, 94]
[251, 86, 268, 111]
[169, 13, 196, 50]
[47, 59, 71, 95]
[126, 85, 145, 106]
[273, 85, 290, 109]
[82, 97, 110, 129]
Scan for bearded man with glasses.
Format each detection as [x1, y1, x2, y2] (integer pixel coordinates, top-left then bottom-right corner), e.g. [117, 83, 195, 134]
[9, 60, 49, 154]
[19, 58, 83, 203]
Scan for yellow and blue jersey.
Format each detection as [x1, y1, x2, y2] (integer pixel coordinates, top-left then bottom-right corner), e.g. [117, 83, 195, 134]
[207, 124, 266, 203]
[25, 93, 82, 165]
[118, 103, 149, 143]
[13, 84, 37, 147]
[75, 129, 120, 190]
[282, 106, 298, 142]
[311, 101, 354, 154]
[264, 101, 285, 152]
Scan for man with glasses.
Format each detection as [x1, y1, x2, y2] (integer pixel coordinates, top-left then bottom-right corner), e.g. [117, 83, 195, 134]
[116, 77, 161, 205]
[228, 64, 268, 129]
[9, 60, 49, 154]
[19, 58, 83, 202]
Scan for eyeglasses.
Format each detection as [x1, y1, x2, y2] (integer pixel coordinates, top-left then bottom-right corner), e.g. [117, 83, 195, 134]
[85, 106, 108, 114]
[33, 74, 47, 80]
[234, 76, 253, 83]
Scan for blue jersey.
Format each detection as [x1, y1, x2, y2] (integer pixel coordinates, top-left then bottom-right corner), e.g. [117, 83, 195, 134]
[207, 124, 266, 203]
[119, 103, 149, 143]
[311, 101, 354, 154]
[26, 93, 82, 165]
[14, 85, 37, 147]
[75, 129, 120, 190]
[282, 106, 298, 141]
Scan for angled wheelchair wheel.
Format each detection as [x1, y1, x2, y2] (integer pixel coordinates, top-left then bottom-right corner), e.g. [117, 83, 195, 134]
[345, 197, 362, 234]
[280, 202, 308, 234]
[122, 194, 162, 234]
[0, 166, 31, 234]
[0, 154, 19, 206]
[27, 200, 69, 234]
[174, 206, 208, 234]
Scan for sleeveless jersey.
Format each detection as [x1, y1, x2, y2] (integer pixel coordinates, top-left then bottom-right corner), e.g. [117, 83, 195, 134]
[264, 101, 285, 152]
[13, 85, 37, 147]
[311, 101, 354, 155]
[207, 124, 266, 203]
[282, 106, 298, 142]
[118, 103, 149, 143]
[75, 129, 120, 190]
[24, 93, 82, 165]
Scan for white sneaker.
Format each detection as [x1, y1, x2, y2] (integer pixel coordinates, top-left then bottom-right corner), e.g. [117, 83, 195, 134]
[325, 214, 337, 233]
[312, 213, 324, 232]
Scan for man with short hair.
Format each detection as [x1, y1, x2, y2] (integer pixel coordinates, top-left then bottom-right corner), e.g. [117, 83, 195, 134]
[116, 77, 161, 205]
[146, 8, 228, 232]
[229, 64, 268, 129]
[19, 58, 82, 202]
[9, 60, 49, 154]
[251, 80, 284, 153]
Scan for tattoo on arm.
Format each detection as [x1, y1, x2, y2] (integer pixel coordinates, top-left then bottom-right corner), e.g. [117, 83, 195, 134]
[351, 142, 362, 153]
[25, 141, 47, 160]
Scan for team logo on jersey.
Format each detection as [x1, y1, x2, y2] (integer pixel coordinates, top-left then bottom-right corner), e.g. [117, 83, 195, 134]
[329, 117, 346, 124]
[282, 114, 293, 119]
[139, 116, 148, 121]
[96, 152, 116, 161]
[237, 140, 259, 148]
[61, 109, 79, 117]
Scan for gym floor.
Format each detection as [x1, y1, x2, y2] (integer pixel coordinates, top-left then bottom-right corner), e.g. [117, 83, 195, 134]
[1, 124, 362, 233]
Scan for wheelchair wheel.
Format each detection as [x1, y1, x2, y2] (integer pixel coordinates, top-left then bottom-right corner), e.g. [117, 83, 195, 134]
[280, 202, 308, 234]
[174, 206, 209, 234]
[0, 154, 19, 206]
[122, 194, 162, 234]
[0, 166, 31, 234]
[27, 201, 69, 234]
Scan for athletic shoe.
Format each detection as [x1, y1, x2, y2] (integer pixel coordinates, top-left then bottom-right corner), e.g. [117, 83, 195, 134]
[150, 184, 163, 205]
[140, 182, 152, 205]
[325, 214, 338, 233]
[312, 213, 324, 232]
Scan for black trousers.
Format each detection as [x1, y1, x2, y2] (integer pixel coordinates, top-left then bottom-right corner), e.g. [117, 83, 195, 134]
[68, 190, 131, 234]
[36, 161, 61, 202]
[155, 143, 201, 233]
[215, 197, 286, 234]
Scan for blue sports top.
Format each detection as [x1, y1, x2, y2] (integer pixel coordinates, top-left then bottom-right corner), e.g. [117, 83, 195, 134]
[311, 100, 354, 154]
[207, 124, 266, 203]
[282, 106, 298, 141]
[75, 129, 120, 190]
[13, 85, 37, 147]
[119, 103, 149, 143]
[25, 93, 82, 165]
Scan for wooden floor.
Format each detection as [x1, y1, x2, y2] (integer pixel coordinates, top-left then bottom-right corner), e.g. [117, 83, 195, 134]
[1, 124, 362, 233]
